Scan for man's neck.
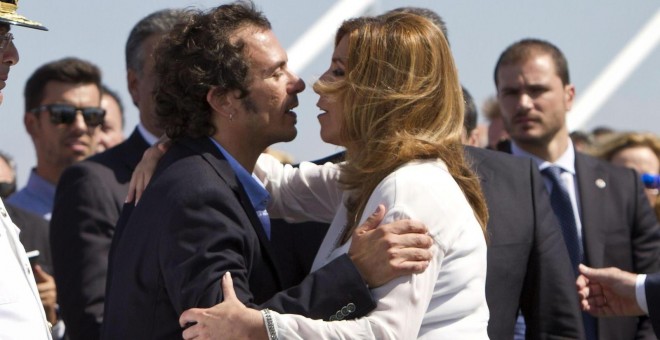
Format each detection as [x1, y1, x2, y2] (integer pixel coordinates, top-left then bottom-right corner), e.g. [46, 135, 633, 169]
[212, 133, 263, 174]
[34, 164, 61, 185]
[515, 131, 570, 163]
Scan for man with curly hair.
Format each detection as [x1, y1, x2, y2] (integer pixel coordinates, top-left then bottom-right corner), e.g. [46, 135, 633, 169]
[102, 2, 433, 338]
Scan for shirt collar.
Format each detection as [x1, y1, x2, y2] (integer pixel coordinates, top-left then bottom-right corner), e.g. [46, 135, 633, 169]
[26, 169, 56, 198]
[208, 138, 270, 210]
[511, 139, 576, 175]
[137, 123, 159, 146]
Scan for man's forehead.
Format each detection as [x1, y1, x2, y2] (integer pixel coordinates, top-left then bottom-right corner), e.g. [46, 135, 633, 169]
[240, 29, 286, 65]
[498, 55, 555, 81]
[235, 26, 282, 51]
[0, 23, 10, 34]
[231, 24, 267, 44]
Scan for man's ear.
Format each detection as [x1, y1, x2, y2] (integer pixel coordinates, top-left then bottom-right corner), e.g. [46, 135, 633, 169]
[206, 87, 236, 120]
[564, 84, 576, 111]
[127, 69, 140, 107]
[24, 111, 39, 137]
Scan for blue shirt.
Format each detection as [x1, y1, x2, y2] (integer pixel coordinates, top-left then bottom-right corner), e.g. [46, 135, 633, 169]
[208, 138, 271, 238]
[6, 169, 54, 221]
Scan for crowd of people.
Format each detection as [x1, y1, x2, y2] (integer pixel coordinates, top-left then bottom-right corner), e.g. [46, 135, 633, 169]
[1, 1, 659, 340]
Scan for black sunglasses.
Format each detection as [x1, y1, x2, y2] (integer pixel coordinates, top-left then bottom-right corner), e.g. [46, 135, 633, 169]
[30, 104, 106, 128]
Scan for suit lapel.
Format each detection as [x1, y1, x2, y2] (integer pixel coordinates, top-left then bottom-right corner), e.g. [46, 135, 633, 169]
[179, 138, 283, 283]
[574, 153, 608, 267]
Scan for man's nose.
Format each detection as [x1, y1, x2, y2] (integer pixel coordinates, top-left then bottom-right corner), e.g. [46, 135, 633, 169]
[288, 71, 306, 94]
[3, 41, 18, 66]
[71, 111, 91, 133]
[518, 93, 533, 111]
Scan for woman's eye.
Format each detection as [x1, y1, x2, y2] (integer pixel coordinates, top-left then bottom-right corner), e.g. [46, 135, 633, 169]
[332, 68, 345, 77]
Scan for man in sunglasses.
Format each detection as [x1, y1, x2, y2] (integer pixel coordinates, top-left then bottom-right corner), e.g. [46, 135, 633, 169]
[6, 57, 104, 220]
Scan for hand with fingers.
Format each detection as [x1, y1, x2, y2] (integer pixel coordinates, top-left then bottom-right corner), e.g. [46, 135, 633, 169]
[577, 264, 645, 317]
[33, 264, 58, 324]
[125, 135, 171, 204]
[180, 272, 266, 340]
[348, 204, 433, 288]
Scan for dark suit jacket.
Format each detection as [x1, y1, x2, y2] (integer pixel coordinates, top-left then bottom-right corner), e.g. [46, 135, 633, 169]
[269, 219, 329, 289]
[645, 272, 660, 337]
[7, 203, 53, 274]
[498, 141, 660, 339]
[576, 152, 660, 339]
[465, 147, 583, 340]
[50, 129, 149, 340]
[102, 137, 374, 339]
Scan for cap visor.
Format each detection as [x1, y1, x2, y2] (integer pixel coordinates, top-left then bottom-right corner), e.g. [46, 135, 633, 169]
[0, 16, 47, 31]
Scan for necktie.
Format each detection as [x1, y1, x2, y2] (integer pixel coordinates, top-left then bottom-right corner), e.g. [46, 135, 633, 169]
[543, 167, 597, 340]
[542, 166, 582, 274]
[257, 209, 271, 240]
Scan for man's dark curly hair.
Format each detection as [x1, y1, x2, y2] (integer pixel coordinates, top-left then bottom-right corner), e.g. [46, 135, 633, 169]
[154, 1, 271, 140]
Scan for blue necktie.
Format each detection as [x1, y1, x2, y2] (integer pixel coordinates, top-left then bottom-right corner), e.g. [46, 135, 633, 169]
[543, 167, 597, 340]
[542, 166, 582, 274]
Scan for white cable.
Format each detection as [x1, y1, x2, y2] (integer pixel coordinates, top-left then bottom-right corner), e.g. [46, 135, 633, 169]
[286, 0, 377, 74]
[568, 8, 660, 130]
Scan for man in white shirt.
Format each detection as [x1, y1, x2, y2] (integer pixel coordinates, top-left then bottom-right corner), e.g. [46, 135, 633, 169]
[0, 1, 53, 339]
[577, 265, 660, 337]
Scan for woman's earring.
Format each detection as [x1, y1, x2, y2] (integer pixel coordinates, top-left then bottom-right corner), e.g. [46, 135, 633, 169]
[229, 113, 233, 121]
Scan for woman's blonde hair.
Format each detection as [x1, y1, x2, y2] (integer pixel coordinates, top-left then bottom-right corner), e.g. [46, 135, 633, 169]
[591, 132, 660, 166]
[315, 13, 488, 244]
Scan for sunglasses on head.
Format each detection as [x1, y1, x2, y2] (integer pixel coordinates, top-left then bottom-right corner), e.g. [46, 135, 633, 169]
[30, 104, 106, 128]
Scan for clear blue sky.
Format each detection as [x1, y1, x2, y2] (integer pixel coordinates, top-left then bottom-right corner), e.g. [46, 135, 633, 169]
[3, 0, 659, 187]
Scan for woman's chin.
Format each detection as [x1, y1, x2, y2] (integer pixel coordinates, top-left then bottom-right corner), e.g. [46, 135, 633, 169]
[320, 133, 342, 146]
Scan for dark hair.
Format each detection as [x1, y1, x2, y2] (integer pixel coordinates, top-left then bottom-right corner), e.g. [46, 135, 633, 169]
[384, 7, 448, 45]
[125, 9, 190, 75]
[462, 86, 477, 135]
[155, 1, 271, 140]
[494, 38, 570, 87]
[101, 84, 125, 128]
[592, 126, 615, 138]
[570, 130, 593, 149]
[24, 57, 102, 111]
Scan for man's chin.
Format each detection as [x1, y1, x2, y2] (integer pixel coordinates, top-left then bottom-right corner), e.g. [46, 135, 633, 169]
[512, 132, 549, 146]
[67, 148, 94, 161]
[282, 132, 297, 143]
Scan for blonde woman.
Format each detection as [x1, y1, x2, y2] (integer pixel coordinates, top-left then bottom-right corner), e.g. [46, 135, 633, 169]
[592, 132, 660, 217]
[168, 13, 490, 339]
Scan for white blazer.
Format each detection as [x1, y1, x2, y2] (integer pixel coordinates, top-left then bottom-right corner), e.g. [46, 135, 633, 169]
[0, 198, 52, 340]
[256, 155, 489, 339]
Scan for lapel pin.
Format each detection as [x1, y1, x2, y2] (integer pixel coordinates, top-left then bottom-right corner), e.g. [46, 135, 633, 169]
[595, 178, 606, 189]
